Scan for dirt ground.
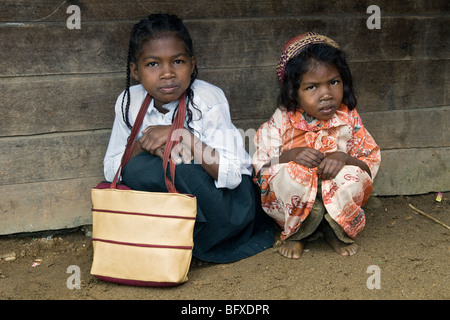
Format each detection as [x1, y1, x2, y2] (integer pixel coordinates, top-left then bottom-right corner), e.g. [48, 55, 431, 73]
[1, 193, 448, 302]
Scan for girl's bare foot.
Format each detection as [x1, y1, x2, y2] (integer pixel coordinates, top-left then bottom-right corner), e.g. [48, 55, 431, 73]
[322, 221, 358, 256]
[278, 240, 306, 259]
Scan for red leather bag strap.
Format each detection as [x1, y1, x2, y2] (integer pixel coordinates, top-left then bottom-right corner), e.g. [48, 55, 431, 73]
[111, 93, 152, 188]
[162, 93, 187, 193]
[111, 92, 186, 194]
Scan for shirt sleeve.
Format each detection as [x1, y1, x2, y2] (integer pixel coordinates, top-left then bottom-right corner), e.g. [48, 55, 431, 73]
[199, 101, 250, 189]
[348, 109, 381, 179]
[103, 92, 131, 182]
[252, 109, 284, 175]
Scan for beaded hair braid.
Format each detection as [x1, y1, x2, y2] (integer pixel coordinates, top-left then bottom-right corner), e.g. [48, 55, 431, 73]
[121, 14, 199, 130]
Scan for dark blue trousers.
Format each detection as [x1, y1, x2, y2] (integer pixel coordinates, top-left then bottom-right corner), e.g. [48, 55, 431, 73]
[122, 152, 274, 263]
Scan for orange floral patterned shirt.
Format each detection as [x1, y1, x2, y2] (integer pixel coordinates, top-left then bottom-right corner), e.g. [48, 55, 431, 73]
[253, 104, 381, 180]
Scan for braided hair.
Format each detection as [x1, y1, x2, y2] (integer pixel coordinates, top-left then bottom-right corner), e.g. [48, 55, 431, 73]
[121, 14, 199, 130]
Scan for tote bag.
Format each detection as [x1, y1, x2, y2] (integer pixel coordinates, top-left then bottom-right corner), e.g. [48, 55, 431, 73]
[90, 93, 197, 286]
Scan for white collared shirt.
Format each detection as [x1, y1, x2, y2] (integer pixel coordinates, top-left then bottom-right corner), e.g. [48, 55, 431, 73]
[103, 79, 252, 189]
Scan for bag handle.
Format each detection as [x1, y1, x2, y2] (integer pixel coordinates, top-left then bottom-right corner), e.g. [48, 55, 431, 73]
[111, 92, 186, 194]
[162, 93, 187, 193]
[111, 93, 152, 188]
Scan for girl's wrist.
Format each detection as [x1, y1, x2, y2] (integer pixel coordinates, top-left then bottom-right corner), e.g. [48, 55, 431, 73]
[179, 128, 193, 145]
[343, 152, 352, 164]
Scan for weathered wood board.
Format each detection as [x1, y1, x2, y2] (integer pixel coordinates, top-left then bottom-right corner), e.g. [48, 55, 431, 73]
[2, 62, 448, 137]
[0, 177, 102, 235]
[373, 147, 450, 196]
[0, 131, 110, 185]
[1, 17, 448, 77]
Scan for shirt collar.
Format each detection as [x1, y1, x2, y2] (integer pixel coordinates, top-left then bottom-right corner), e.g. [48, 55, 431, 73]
[146, 98, 179, 117]
[288, 104, 349, 132]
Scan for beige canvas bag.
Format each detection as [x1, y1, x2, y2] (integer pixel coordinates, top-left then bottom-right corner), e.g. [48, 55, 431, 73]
[90, 93, 197, 286]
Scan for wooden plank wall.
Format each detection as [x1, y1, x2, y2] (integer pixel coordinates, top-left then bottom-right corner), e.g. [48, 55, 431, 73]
[1, 0, 449, 234]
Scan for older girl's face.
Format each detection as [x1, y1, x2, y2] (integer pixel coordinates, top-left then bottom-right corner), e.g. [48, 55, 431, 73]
[296, 61, 343, 121]
[130, 36, 196, 112]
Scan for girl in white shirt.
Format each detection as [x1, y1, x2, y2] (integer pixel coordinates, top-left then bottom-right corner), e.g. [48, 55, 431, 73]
[103, 14, 273, 263]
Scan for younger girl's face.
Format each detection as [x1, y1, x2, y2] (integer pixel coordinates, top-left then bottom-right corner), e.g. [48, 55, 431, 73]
[296, 61, 343, 121]
[130, 36, 196, 112]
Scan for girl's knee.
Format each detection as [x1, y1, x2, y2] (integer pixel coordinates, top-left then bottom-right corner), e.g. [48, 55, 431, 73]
[122, 153, 165, 190]
[335, 165, 371, 183]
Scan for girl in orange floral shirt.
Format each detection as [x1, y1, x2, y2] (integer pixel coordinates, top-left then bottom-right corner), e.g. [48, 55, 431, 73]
[253, 32, 381, 259]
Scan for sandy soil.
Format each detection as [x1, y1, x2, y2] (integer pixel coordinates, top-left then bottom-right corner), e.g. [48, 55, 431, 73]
[1, 193, 448, 302]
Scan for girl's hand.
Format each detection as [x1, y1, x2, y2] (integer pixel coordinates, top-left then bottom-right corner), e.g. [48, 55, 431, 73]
[281, 147, 324, 168]
[139, 125, 172, 157]
[317, 151, 348, 180]
[171, 142, 193, 164]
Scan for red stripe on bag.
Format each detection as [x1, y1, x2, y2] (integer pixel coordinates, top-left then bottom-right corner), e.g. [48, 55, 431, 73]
[92, 275, 185, 287]
[92, 208, 196, 220]
[92, 238, 193, 250]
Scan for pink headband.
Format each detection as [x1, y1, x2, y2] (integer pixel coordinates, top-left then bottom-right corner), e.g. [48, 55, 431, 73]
[276, 32, 340, 82]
